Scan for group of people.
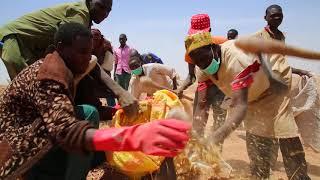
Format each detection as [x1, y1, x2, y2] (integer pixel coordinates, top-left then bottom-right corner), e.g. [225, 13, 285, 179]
[0, 0, 315, 180]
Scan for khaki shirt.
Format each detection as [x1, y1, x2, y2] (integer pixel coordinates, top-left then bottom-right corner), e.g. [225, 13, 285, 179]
[129, 64, 176, 99]
[197, 39, 298, 138]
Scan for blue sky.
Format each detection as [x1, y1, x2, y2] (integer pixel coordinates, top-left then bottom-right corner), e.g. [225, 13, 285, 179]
[1, 0, 320, 77]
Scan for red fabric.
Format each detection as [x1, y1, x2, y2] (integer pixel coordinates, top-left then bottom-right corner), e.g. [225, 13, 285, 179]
[231, 61, 260, 91]
[197, 80, 214, 92]
[114, 104, 121, 110]
[188, 14, 211, 35]
[93, 119, 191, 157]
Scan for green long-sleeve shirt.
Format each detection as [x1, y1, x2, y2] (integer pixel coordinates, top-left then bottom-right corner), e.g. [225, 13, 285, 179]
[0, 1, 91, 56]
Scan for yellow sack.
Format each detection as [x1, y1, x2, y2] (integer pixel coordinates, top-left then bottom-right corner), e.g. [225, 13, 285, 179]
[107, 90, 184, 178]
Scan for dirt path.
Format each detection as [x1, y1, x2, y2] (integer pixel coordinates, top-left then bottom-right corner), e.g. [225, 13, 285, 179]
[222, 130, 320, 180]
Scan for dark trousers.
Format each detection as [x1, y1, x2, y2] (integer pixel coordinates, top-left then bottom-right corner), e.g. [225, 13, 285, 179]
[246, 132, 310, 180]
[115, 71, 131, 90]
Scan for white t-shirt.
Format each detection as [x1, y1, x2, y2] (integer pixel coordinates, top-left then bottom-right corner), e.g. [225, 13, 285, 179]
[129, 63, 177, 99]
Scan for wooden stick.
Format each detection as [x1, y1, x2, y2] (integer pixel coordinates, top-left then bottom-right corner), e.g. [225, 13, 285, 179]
[235, 37, 320, 60]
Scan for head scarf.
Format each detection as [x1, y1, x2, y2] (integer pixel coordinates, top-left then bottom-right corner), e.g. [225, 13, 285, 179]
[185, 32, 213, 54]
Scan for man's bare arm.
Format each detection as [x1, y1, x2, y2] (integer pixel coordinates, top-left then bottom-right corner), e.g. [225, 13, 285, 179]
[90, 64, 138, 117]
[192, 86, 210, 136]
[258, 53, 289, 92]
[208, 88, 248, 144]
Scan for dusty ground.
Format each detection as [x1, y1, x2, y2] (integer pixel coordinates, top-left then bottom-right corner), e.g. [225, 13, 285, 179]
[202, 81, 320, 179]
[222, 130, 320, 180]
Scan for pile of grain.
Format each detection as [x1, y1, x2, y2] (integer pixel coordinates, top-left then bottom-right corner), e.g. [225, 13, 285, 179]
[174, 132, 232, 180]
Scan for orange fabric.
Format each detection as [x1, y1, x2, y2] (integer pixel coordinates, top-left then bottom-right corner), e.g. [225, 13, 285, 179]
[212, 36, 228, 44]
[184, 36, 227, 64]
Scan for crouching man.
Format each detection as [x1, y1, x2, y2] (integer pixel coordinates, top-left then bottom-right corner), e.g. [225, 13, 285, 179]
[184, 31, 310, 180]
[0, 23, 191, 180]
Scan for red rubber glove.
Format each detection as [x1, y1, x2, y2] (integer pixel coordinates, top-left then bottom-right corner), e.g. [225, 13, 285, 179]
[93, 119, 191, 157]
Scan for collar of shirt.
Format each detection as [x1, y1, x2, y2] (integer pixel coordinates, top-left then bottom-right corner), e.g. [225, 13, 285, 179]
[118, 44, 129, 49]
[264, 26, 285, 41]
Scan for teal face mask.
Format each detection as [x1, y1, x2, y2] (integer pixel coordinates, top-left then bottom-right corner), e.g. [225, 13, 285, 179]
[202, 49, 220, 75]
[132, 66, 143, 75]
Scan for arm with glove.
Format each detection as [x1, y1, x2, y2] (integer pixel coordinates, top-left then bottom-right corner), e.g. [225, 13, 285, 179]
[86, 119, 191, 157]
[37, 80, 191, 157]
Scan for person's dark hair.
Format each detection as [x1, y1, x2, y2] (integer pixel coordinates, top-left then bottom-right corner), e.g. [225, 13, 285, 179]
[128, 49, 142, 67]
[54, 23, 92, 46]
[129, 55, 142, 65]
[189, 44, 221, 59]
[228, 29, 238, 36]
[130, 49, 140, 58]
[44, 44, 56, 55]
[189, 44, 211, 56]
[266, 4, 282, 15]
[119, 34, 127, 39]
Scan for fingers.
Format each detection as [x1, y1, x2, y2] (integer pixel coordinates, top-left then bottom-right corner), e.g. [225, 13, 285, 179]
[123, 101, 139, 117]
[159, 119, 191, 132]
[147, 138, 186, 157]
[157, 123, 190, 143]
[154, 135, 186, 151]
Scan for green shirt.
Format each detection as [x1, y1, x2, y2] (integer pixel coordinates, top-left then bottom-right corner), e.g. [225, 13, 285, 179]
[0, 1, 91, 53]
